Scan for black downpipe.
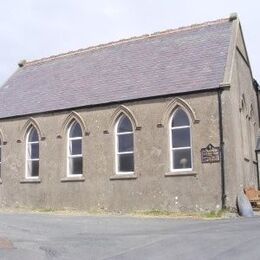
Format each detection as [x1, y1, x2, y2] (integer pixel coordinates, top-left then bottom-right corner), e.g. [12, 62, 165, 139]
[256, 93, 260, 128]
[218, 89, 226, 209]
[253, 79, 260, 189]
[255, 151, 260, 190]
[253, 79, 260, 127]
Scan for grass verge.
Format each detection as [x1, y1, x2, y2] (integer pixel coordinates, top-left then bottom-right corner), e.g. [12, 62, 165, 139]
[0, 207, 229, 219]
[132, 209, 227, 219]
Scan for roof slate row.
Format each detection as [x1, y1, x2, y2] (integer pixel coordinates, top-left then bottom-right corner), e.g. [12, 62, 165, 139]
[0, 18, 232, 119]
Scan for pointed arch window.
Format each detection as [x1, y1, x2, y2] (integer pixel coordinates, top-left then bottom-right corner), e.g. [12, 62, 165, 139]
[115, 115, 134, 174]
[249, 106, 257, 160]
[67, 121, 83, 176]
[240, 96, 250, 158]
[26, 126, 40, 178]
[170, 108, 192, 171]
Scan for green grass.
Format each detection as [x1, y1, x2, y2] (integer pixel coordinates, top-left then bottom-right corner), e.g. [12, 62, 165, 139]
[139, 210, 172, 216]
[0, 206, 228, 219]
[133, 209, 226, 219]
[34, 208, 56, 213]
[202, 210, 225, 218]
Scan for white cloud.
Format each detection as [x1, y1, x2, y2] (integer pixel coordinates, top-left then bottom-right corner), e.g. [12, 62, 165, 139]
[0, 0, 260, 83]
[103, 6, 123, 17]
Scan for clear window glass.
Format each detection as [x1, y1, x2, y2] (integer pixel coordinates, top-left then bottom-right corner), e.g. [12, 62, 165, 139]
[68, 121, 83, 176]
[170, 108, 192, 171]
[26, 127, 39, 178]
[116, 115, 134, 174]
[171, 109, 190, 127]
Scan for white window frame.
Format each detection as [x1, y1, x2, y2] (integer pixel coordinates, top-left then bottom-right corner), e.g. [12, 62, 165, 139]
[115, 115, 134, 175]
[25, 127, 40, 179]
[169, 109, 193, 172]
[67, 121, 83, 177]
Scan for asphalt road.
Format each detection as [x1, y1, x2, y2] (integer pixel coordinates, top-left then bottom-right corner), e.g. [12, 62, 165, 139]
[0, 212, 259, 260]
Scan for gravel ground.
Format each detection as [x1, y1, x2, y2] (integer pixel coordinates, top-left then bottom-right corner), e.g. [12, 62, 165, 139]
[0, 211, 259, 259]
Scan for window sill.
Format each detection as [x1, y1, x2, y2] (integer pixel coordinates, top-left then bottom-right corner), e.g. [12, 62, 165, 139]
[20, 178, 41, 183]
[61, 176, 85, 182]
[110, 174, 137, 180]
[165, 171, 197, 177]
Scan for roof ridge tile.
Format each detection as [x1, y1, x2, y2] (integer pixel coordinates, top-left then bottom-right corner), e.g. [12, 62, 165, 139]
[24, 17, 230, 67]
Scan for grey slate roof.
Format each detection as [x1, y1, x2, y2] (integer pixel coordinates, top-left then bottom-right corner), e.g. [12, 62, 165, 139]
[0, 18, 232, 119]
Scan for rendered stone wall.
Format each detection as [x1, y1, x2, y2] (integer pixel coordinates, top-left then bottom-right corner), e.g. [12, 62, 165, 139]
[0, 92, 223, 212]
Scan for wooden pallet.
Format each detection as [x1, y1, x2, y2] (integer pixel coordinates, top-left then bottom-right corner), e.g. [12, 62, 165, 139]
[244, 187, 260, 209]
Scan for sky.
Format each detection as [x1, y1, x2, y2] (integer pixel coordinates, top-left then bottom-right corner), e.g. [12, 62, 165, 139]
[0, 0, 259, 85]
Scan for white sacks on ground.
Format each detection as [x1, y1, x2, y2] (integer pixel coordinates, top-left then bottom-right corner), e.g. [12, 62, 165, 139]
[237, 192, 254, 217]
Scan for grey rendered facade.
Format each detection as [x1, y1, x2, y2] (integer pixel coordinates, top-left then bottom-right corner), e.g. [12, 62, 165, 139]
[0, 14, 259, 212]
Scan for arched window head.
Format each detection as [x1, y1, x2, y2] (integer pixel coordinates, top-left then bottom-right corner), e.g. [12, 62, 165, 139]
[69, 121, 83, 138]
[67, 121, 83, 176]
[170, 108, 192, 171]
[26, 126, 39, 178]
[171, 108, 190, 127]
[115, 115, 134, 174]
[29, 127, 39, 142]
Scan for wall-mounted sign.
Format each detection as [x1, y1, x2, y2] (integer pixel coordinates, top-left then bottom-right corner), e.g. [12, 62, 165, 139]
[201, 144, 221, 163]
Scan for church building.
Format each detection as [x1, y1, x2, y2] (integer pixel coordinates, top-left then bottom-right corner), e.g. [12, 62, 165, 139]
[0, 14, 259, 212]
